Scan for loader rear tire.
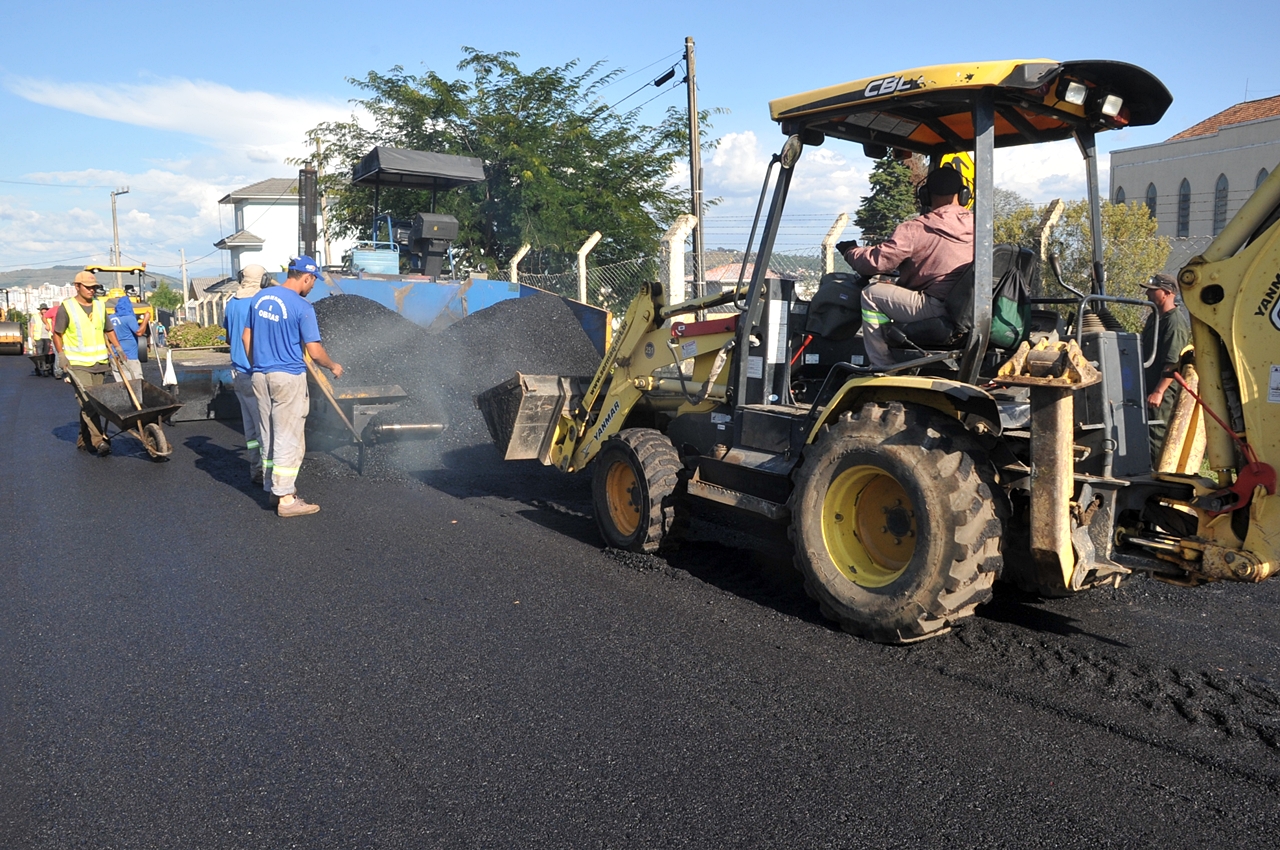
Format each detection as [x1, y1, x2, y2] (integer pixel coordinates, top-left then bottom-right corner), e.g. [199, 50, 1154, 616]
[592, 428, 686, 553]
[788, 402, 1003, 644]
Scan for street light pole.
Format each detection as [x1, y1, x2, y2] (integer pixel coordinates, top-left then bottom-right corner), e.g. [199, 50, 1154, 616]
[111, 186, 130, 291]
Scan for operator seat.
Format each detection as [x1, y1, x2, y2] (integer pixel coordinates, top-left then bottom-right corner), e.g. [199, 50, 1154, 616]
[888, 243, 1037, 360]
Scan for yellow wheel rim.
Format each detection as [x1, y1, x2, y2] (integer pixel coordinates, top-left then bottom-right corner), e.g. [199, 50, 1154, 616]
[605, 459, 642, 538]
[822, 465, 917, 587]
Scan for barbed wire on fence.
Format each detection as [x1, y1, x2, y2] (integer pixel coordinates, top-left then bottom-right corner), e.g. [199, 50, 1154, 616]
[490, 245, 832, 314]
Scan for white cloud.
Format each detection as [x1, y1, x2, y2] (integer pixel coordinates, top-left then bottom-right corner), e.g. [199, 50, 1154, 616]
[0, 167, 236, 274]
[708, 131, 771, 190]
[993, 139, 1104, 204]
[0, 75, 367, 273]
[7, 75, 355, 163]
[700, 131, 870, 251]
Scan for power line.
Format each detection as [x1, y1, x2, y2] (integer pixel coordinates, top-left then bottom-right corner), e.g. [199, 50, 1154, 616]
[0, 253, 97, 271]
[0, 179, 114, 190]
[595, 61, 682, 117]
[625, 76, 684, 114]
[594, 51, 682, 93]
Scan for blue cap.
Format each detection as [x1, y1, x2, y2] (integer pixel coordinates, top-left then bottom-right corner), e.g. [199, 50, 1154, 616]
[288, 255, 323, 277]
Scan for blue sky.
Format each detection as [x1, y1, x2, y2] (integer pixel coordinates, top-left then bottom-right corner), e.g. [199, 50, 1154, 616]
[1, 0, 1277, 276]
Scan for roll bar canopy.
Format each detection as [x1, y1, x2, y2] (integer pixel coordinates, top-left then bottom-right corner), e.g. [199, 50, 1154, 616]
[770, 59, 1172, 156]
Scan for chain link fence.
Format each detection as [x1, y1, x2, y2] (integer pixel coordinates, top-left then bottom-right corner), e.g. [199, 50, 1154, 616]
[489, 246, 830, 315]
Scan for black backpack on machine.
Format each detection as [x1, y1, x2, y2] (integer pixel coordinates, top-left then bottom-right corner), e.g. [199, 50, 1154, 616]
[900, 243, 1036, 351]
[804, 272, 865, 341]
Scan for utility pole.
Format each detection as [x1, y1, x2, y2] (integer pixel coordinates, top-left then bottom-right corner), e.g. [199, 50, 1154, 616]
[180, 248, 189, 322]
[316, 138, 331, 267]
[685, 37, 705, 301]
[110, 186, 130, 291]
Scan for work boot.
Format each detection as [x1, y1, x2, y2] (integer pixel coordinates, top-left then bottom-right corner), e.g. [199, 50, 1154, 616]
[252, 471, 264, 485]
[277, 496, 319, 518]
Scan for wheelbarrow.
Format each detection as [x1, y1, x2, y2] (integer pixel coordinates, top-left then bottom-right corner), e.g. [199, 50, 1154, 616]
[304, 354, 444, 475]
[64, 353, 183, 460]
[30, 352, 55, 377]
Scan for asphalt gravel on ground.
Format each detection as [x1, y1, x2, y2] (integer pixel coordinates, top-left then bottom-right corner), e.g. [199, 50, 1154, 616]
[310, 293, 600, 489]
[2, 347, 1279, 848]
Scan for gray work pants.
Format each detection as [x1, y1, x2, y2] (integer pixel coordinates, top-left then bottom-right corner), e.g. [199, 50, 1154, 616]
[111, 358, 143, 383]
[68, 366, 107, 448]
[233, 371, 264, 479]
[252, 371, 309, 497]
[860, 282, 949, 367]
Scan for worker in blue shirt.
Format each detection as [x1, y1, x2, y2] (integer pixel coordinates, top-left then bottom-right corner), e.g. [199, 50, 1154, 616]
[108, 295, 147, 381]
[243, 256, 342, 517]
[222, 264, 268, 484]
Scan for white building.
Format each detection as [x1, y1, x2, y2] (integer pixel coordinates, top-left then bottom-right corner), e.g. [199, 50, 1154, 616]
[3, 283, 76, 314]
[216, 177, 354, 277]
[1110, 95, 1280, 242]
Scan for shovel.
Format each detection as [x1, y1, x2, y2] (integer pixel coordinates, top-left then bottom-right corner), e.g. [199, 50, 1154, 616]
[108, 339, 144, 412]
[304, 353, 361, 443]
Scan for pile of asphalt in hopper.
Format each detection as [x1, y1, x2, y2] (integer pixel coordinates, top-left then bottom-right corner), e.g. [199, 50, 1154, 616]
[312, 293, 601, 484]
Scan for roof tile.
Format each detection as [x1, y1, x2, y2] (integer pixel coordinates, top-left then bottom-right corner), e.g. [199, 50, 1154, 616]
[1167, 94, 1280, 141]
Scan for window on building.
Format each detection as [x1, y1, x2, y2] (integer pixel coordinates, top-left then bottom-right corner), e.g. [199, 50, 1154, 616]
[1115, 186, 1125, 205]
[1177, 179, 1191, 237]
[1145, 183, 1157, 218]
[1213, 174, 1229, 236]
[1260, 168, 1271, 189]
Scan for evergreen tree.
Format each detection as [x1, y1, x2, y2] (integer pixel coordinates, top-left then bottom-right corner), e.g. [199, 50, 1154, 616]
[854, 155, 917, 244]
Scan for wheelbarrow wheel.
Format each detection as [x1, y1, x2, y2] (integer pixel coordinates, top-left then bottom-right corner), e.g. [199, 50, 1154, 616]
[143, 423, 170, 460]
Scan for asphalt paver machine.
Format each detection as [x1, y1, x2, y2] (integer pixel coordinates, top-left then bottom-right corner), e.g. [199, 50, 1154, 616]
[479, 59, 1280, 644]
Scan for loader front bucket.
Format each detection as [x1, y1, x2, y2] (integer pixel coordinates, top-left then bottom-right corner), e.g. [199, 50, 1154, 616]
[476, 373, 589, 462]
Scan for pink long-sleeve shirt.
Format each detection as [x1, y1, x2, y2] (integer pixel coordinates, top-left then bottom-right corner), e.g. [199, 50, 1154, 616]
[842, 204, 974, 300]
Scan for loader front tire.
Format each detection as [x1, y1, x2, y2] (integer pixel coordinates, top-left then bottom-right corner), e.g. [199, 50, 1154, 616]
[788, 402, 1003, 644]
[592, 428, 686, 553]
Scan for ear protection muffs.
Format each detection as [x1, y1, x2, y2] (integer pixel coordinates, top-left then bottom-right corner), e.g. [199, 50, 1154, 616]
[917, 164, 973, 212]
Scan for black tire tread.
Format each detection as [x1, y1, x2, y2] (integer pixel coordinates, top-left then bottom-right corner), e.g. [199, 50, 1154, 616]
[788, 402, 1003, 644]
[593, 428, 686, 553]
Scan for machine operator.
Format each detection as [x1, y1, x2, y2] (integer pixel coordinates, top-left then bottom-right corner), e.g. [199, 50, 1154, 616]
[837, 166, 975, 368]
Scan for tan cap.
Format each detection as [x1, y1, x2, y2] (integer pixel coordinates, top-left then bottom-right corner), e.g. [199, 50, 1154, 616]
[240, 264, 267, 287]
[1141, 273, 1177, 293]
[73, 270, 98, 286]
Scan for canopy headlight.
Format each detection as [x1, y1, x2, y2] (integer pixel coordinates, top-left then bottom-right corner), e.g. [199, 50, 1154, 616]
[1063, 81, 1088, 105]
[1100, 93, 1124, 118]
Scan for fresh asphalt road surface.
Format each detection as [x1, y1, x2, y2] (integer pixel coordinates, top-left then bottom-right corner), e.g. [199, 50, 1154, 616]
[2, 355, 1279, 849]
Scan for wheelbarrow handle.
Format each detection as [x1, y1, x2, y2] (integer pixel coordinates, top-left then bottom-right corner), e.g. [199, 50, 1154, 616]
[108, 339, 144, 412]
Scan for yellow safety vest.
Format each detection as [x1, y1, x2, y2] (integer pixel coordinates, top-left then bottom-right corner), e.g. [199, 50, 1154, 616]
[60, 297, 109, 367]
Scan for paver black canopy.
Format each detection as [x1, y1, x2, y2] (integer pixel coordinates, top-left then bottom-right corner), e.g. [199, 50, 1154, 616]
[352, 146, 486, 214]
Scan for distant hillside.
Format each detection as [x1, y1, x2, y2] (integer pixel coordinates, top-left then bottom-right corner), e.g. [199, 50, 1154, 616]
[0, 265, 82, 289]
[0, 265, 181, 290]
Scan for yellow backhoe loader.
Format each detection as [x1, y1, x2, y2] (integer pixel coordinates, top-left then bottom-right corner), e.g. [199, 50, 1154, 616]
[478, 59, 1280, 644]
[86, 263, 155, 362]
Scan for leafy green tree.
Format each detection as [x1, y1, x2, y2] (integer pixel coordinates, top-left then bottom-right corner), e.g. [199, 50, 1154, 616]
[303, 48, 717, 275]
[149, 280, 183, 313]
[992, 187, 1032, 222]
[854, 155, 917, 244]
[994, 198, 1169, 330]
